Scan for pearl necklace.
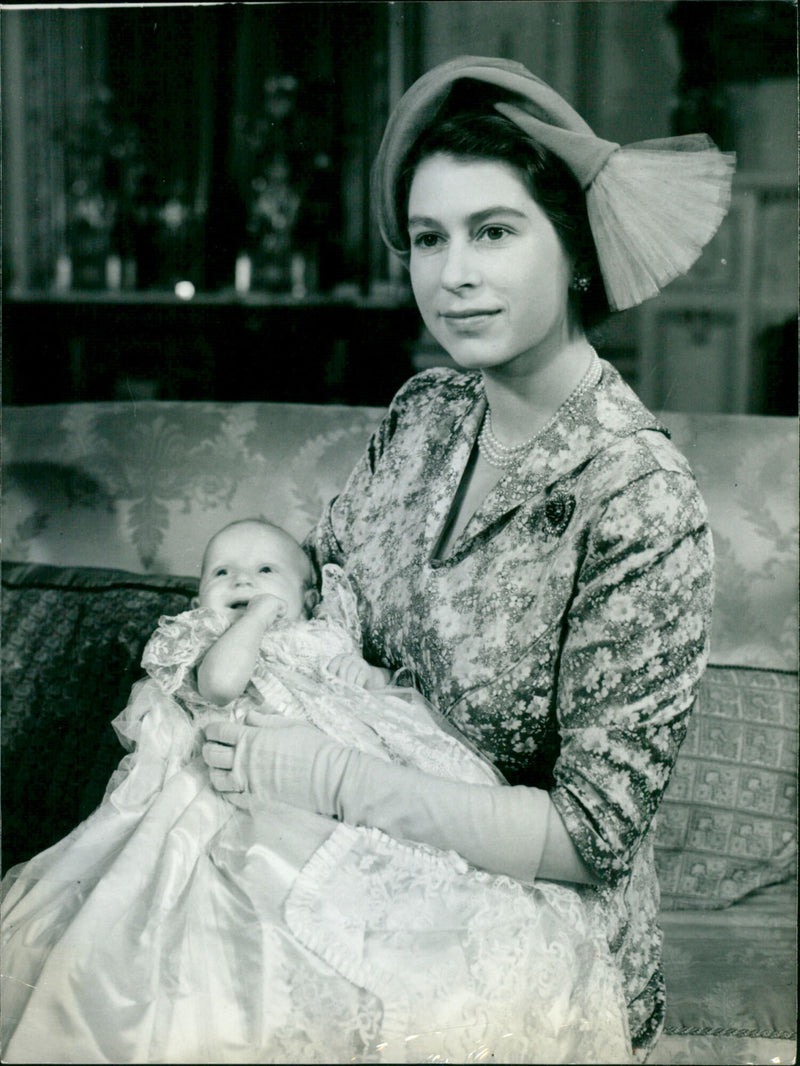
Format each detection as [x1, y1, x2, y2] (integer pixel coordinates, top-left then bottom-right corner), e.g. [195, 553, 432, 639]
[478, 354, 602, 470]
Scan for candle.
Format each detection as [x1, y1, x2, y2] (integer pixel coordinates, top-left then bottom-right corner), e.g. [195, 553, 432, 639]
[235, 254, 252, 294]
[54, 254, 72, 292]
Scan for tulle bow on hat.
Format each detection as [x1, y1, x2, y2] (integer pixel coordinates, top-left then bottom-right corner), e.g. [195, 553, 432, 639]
[373, 56, 735, 311]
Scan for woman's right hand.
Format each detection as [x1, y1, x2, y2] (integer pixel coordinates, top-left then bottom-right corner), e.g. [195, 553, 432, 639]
[202, 716, 352, 812]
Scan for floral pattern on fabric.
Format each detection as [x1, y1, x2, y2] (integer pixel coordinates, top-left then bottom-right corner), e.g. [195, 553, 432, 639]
[305, 362, 715, 1052]
[3, 401, 385, 574]
[654, 880, 797, 1063]
[286, 823, 632, 1064]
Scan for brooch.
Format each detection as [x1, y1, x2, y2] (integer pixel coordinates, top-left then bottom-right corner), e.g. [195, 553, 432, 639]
[544, 494, 575, 535]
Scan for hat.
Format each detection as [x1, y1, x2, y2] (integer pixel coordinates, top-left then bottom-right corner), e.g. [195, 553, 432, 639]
[373, 56, 735, 311]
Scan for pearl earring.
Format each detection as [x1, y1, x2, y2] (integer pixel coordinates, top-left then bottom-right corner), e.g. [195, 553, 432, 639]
[571, 274, 591, 293]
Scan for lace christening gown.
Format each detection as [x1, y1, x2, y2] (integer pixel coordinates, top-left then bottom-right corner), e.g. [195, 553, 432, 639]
[1, 566, 631, 1064]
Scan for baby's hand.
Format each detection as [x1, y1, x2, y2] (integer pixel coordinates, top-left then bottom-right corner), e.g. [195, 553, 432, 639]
[242, 593, 287, 626]
[328, 652, 391, 691]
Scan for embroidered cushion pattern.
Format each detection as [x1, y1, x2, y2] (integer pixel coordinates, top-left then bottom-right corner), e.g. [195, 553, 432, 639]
[0, 563, 197, 871]
[653, 665, 797, 909]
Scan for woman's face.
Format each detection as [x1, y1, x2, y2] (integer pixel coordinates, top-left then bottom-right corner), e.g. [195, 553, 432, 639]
[407, 153, 575, 373]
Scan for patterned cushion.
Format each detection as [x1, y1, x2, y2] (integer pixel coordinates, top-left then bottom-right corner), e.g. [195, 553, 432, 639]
[654, 665, 797, 909]
[1, 562, 197, 872]
[4, 558, 796, 911]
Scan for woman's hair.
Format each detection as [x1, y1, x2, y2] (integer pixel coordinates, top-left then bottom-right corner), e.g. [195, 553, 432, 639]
[396, 107, 611, 330]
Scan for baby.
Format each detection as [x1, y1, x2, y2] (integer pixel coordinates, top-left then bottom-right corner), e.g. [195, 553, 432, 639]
[194, 518, 390, 707]
[1, 518, 631, 1065]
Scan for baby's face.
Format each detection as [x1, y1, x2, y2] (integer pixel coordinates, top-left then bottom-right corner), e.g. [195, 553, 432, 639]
[198, 523, 311, 621]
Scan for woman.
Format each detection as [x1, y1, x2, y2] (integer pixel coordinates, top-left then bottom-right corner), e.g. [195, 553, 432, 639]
[204, 56, 733, 1058]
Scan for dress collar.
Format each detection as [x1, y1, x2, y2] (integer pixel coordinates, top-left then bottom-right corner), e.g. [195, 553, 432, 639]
[432, 359, 668, 563]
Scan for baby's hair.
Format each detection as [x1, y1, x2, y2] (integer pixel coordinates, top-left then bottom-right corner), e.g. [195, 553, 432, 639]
[201, 518, 318, 593]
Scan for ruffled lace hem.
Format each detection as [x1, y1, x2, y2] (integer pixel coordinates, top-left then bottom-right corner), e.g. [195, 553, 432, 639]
[285, 822, 633, 1063]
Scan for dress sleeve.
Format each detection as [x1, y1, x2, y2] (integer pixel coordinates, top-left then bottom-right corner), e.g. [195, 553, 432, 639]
[141, 608, 229, 717]
[549, 467, 714, 884]
[304, 411, 394, 570]
[304, 371, 440, 570]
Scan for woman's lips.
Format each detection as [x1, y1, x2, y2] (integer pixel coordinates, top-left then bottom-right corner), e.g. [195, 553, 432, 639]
[440, 309, 501, 328]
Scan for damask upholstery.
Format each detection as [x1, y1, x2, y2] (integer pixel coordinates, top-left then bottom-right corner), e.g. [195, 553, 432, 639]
[2, 398, 797, 1065]
[657, 412, 797, 673]
[3, 402, 386, 579]
[654, 880, 797, 1063]
[3, 402, 797, 671]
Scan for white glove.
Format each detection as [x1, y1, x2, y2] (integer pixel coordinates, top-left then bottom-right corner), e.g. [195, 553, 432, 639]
[203, 716, 351, 814]
[202, 717, 549, 882]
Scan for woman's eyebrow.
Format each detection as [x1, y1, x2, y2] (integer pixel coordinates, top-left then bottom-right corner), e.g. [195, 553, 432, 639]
[469, 207, 528, 225]
[408, 206, 528, 229]
[407, 214, 440, 229]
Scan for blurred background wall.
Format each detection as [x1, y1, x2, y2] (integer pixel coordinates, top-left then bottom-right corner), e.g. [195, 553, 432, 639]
[2, 1, 796, 412]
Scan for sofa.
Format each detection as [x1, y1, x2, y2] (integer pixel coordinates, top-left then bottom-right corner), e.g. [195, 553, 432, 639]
[2, 395, 797, 1065]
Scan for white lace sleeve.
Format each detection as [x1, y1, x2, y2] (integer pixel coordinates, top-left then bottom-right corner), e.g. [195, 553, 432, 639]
[141, 607, 229, 718]
[310, 563, 362, 645]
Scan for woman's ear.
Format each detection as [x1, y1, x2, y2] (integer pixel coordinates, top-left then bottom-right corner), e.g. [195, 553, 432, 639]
[304, 588, 321, 614]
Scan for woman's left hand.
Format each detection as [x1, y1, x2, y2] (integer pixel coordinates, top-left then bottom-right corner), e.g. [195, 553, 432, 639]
[203, 718, 587, 883]
[202, 717, 350, 812]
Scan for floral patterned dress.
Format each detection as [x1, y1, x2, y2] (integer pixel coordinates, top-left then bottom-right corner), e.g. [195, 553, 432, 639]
[305, 359, 715, 1054]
